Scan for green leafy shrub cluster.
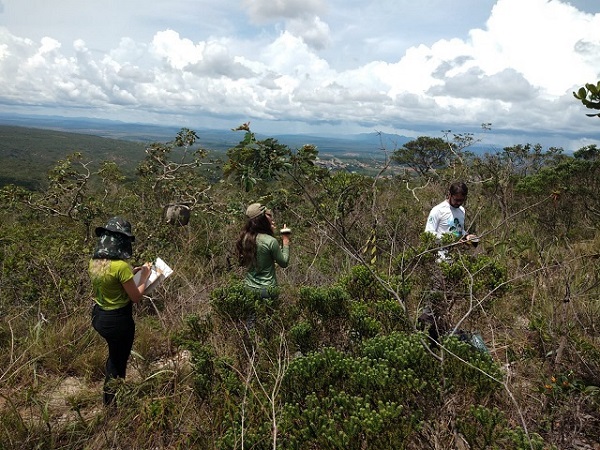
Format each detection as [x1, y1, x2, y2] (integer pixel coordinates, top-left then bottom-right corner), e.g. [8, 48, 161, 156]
[277, 332, 502, 449]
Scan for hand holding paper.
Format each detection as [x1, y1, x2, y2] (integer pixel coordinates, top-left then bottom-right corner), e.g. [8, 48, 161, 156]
[133, 257, 173, 294]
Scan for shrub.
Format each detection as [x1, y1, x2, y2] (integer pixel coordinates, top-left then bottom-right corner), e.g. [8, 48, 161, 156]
[288, 320, 317, 354]
[339, 264, 393, 302]
[298, 285, 350, 320]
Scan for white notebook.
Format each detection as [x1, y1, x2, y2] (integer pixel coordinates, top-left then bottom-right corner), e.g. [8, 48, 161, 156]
[133, 257, 173, 294]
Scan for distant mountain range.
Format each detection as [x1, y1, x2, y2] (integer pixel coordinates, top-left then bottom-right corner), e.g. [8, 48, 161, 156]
[2, 112, 598, 157]
[0, 113, 412, 159]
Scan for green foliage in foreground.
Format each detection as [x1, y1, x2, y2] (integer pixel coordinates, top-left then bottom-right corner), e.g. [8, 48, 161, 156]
[0, 126, 598, 449]
[176, 282, 543, 450]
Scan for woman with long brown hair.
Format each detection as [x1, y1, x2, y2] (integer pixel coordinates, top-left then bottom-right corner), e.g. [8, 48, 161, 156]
[236, 203, 291, 299]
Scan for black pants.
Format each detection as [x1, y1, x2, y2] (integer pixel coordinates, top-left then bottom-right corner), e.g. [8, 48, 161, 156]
[92, 302, 135, 405]
[418, 267, 448, 345]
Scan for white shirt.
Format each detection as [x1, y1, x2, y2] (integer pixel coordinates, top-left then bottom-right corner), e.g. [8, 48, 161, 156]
[425, 200, 466, 240]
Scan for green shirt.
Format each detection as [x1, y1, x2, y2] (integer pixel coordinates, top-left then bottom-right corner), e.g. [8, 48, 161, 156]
[89, 259, 134, 310]
[245, 234, 290, 290]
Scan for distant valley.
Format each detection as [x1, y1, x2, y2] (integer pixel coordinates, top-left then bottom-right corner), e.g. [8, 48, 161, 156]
[7, 111, 586, 190]
[0, 113, 411, 160]
[0, 114, 410, 190]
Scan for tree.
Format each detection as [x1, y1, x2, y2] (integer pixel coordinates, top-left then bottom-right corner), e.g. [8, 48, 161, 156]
[573, 81, 600, 118]
[136, 128, 210, 209]
[573, 144, 600, 161]
[391, 136, 454, 177]
[517, 152, 600, 231]
[223, 126, 292, 192]
[472, 143, 564, 223]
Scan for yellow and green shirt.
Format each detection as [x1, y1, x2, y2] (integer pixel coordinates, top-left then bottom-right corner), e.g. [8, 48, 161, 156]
[89, 259, 134, 310]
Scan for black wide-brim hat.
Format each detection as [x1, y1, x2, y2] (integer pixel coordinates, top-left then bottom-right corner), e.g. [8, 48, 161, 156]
[95, 216, 135, 241]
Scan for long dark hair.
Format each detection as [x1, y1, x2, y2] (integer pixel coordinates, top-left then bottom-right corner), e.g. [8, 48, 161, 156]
[236, 214, 273, 267]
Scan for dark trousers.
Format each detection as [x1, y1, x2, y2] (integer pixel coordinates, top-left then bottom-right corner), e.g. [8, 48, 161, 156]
[92, 302, 135, 405]
[418, 267, 448, 345]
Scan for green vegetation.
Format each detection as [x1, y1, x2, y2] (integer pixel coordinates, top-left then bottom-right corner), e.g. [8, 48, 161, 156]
[573, 80, 600, 118]
[0, 125, 151, 189]
[0, 124, 598, 449]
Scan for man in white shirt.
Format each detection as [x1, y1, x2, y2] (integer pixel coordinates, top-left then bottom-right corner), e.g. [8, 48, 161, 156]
[425, 182, 478, 261]
[420, 182, 478, 342]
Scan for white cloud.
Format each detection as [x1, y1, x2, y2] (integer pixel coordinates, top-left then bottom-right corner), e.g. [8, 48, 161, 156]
[262, 31, 331, 77]
[0, 0, 598, 150]
[151, 30, 204, 70]
[287, 16, 332, 50]
[429, 68, 537, 102]
[478, 0, 600, 96]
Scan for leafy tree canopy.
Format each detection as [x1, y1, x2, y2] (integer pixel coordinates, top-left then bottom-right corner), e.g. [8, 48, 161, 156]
[391, 136, 454, 177]
[223, 125, 292, 192]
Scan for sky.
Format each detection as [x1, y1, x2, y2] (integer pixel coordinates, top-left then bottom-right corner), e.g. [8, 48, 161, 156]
[0, 0, 599, 151]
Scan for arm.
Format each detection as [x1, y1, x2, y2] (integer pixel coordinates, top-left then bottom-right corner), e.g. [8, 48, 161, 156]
[122, 262, 152, 303]
[271, 236, 290, 268]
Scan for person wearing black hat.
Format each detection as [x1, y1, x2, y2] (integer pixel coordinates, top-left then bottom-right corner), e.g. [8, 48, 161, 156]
[236, 203, 291, 298]
[89, 216, 152, 406]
